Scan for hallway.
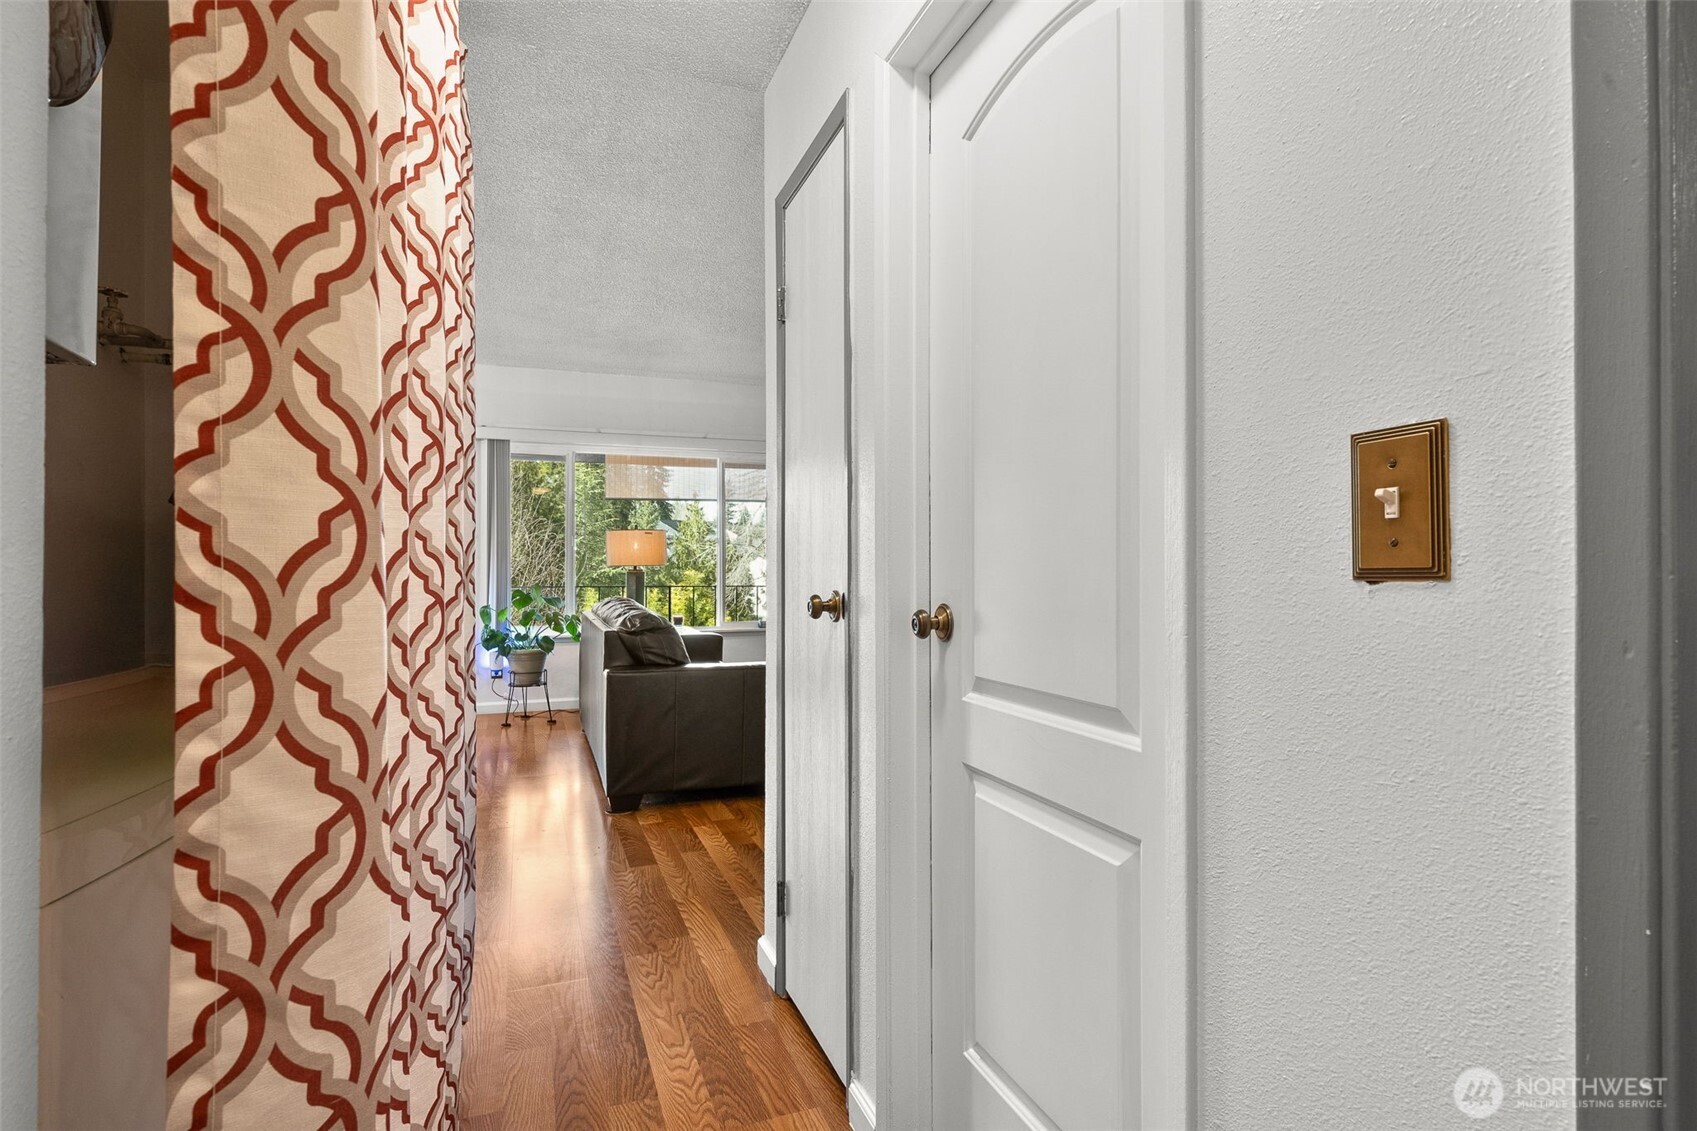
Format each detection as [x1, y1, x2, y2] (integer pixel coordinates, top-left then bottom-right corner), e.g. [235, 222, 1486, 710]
[460, 712, 846, 1130]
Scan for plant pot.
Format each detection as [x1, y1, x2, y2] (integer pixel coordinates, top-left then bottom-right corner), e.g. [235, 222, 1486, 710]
[506, 648, 546, 688]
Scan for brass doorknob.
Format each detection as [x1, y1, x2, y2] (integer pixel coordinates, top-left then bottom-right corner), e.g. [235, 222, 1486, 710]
[911, 603, 953, 641]
[807, 591, 845, 622]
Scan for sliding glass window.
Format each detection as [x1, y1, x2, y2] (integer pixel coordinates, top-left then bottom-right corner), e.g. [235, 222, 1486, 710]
[503, 448, 766, 629]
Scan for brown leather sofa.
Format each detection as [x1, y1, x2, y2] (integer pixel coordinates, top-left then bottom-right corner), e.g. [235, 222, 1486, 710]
[578, 598, 765, 812]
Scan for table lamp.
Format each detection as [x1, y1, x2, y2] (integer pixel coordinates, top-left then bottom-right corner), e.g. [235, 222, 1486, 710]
[606, 529, 667, 603]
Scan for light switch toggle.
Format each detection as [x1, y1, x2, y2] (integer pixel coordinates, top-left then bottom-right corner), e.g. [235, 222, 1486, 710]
[1373, 486, 1401, 520]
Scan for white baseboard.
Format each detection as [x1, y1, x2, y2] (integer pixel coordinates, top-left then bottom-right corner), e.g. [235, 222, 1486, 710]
[757, 933, 779, 992]
[847, 1076, 876, 1131]
[477, 697, 578, 715]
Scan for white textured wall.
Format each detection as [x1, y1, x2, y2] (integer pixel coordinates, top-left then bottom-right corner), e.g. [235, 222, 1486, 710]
[0, 1, 47, 1123]
[764, 0, 926, 1105]
[460, 0, 800, 383]
[1198, 4, 1576, 1127]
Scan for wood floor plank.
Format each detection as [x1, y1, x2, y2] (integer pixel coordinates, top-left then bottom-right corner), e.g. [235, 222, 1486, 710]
[500, 1044, 555, 1129]
[550, 977, 617, 1128]
[693, 822, 764, 930]
[643, 935, 771, 1128]
[642, 817, 698, 905]
[610, 812, 657, 869]
[694, 799, 736, 821]
[506, 982, 563, 1052]
[612, 861, 689, 957]
[581, 885, 661, 1108]
[722, 800, 765, 849]
[687, 921, 770, 1029]
[648, 830, 769, 1027]
[693, 820, 760, 895]
[770, 999, 845, 1111]
[461, 713, 847, 1130]
[762, 1109, 841, 1131]
[608, 1095, 667, 1130]
[506, 876, 592, 990]
[718, 819, 766, 878]
[625, 947, 719, 1130]
[732, 1020, 820, 1122]
[459, 1024, 508, 1120]
[651, 812, 708, 859]
[683, 846, 766, 966]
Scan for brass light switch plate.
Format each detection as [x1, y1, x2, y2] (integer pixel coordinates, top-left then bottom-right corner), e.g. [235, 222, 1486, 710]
[1351, 418, 1450, 582]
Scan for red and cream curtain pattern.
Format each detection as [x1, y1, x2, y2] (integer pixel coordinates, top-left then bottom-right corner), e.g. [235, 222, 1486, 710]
[167, 1, 476, 1125]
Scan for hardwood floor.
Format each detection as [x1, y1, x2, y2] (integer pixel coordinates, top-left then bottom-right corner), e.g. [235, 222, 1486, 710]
[461, 711, 848, 1130]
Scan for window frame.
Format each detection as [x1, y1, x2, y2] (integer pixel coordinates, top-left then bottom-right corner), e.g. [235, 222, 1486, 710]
[495, 439, 767, 631]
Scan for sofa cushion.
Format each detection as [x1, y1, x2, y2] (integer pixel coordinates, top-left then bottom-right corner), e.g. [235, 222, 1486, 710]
[677, 627, 723, 663]
[607, 603, 665, 632]
[592, 596, 641, 623]
[594, 599, 691, 668]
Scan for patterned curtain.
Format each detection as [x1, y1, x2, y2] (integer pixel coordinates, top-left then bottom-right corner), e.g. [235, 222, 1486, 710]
[167, 2, 476, 1126]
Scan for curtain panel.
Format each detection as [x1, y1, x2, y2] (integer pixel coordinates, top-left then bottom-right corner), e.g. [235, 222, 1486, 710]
[167, 1, 476, 1125]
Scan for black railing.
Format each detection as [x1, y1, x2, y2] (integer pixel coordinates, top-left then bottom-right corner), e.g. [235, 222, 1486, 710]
[525, 584, 766, 628]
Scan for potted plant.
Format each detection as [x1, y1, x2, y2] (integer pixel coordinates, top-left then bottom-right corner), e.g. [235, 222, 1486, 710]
[479, 586, 580, 688]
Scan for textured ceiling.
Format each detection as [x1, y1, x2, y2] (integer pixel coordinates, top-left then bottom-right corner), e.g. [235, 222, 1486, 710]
[462, 0, 807, 384]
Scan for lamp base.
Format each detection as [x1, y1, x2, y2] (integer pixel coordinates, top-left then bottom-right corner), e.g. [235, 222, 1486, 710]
[625, 568, 645, 603]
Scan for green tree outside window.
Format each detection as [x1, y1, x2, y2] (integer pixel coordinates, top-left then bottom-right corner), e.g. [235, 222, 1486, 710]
[508, 455, 765, 629]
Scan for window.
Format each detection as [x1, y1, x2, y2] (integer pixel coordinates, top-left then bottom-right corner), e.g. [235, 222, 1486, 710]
[574, 453, 721, 625]
[510, 457, 568, 594]
[724, 462, 767, 622]
[501, 447, 766, 629]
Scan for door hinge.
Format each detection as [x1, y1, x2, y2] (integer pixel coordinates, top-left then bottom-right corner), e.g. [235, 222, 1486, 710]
[776, 879, 788, 917]
[776, 285, 787, 324]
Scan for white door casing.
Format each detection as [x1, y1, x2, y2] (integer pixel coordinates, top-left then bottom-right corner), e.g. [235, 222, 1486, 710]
[928, 1, 1191, 1127]
[778, 113, 852, 1082]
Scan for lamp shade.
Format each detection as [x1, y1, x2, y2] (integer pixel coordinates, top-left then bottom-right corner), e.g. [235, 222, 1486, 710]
[606, 529, 667, 568]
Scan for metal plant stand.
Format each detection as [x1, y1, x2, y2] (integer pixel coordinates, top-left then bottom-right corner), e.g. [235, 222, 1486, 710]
[496, 666, 556, 728]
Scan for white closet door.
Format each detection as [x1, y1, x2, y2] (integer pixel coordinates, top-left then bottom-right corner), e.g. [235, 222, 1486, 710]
[780, 126, 850, 1082]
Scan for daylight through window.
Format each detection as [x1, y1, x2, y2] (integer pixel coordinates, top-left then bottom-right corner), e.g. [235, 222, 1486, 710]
[507, 452, 766, 628]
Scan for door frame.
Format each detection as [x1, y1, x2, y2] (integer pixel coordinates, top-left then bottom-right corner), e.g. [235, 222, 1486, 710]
[1573, 4, 1697, 1124]
[868, 1, 1199, 1124]
[770, 91, 856, 1074]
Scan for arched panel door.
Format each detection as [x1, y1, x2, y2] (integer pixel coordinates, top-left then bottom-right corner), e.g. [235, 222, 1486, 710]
[927, 2, 1190, 1127]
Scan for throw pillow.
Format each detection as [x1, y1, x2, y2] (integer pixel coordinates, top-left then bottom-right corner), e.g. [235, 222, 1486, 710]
[598, 601, 691, 667]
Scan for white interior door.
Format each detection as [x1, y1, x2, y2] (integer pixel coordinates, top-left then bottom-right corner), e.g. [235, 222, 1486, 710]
[928, 2, 1188, 1127]
[779, 122, 850, 1081]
